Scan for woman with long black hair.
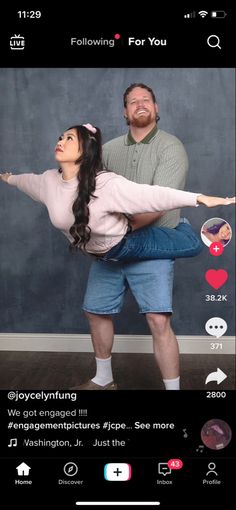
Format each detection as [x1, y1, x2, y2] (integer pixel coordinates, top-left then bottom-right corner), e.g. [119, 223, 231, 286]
[0, 123, 235, 262]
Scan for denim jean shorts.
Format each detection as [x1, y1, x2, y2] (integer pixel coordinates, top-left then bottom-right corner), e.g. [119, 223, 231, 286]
[82, 258, 174, 314]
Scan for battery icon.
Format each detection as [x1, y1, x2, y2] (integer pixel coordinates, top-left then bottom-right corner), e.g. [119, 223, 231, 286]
[211, 11, 227, 18]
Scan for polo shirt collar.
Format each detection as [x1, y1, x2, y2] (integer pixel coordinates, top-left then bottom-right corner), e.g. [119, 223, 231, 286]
[127, 125, 158, 145]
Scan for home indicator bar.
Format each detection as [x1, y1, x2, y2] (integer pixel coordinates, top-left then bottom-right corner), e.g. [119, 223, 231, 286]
[76, 503, 161, 507]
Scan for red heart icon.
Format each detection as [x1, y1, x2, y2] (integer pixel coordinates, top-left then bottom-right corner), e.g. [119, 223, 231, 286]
[205, 269, 228, 289]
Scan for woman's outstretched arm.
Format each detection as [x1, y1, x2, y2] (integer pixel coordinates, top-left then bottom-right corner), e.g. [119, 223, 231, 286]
[1, 172, 236, 210]
[0, 172, 43, 202]
[106, 174, 235, 214]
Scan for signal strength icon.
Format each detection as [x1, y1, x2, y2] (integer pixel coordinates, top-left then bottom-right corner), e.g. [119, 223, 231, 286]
[184, 11, 196, 18]
[198, 10, 208, 17]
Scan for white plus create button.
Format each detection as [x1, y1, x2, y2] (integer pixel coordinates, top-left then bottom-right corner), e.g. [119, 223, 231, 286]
[104, 463, 132, 481]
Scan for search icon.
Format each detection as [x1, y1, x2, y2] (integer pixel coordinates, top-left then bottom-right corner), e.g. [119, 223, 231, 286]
[207, 34, 221, 49]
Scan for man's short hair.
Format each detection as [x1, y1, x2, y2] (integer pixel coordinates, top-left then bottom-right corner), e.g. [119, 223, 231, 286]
[123, 83, 157, 107]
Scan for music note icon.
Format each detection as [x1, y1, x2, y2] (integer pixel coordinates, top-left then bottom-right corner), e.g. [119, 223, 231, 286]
[183, 428, 188, 438]
[196, 445, 204, 452]
[8, 438, 17, 447]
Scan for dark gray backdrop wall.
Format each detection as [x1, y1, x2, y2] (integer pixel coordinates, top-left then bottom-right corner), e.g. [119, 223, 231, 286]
[0, 68, 235, 334]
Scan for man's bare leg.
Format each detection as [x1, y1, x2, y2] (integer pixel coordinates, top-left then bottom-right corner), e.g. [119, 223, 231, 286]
[146, 312, 180, 389]
[84, 312, 115, 386]
[85, 312, 114, 358]
[83, 311, 179, 389]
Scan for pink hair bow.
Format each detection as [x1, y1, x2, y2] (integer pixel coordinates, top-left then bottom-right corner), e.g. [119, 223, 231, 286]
[83, 123, 97, 134]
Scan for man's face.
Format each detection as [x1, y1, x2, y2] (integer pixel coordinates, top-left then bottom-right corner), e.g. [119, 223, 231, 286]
[124, 87, 158, 127]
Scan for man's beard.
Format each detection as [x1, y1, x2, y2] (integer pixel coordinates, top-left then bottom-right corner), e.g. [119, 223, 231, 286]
[128, 112, 154, 128]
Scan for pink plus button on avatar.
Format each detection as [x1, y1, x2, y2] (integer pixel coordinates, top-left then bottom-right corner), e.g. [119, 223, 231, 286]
[209, 242, 224, 256]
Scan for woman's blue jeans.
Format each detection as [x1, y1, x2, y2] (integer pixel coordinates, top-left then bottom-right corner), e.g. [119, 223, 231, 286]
[101, 219, 203, 262]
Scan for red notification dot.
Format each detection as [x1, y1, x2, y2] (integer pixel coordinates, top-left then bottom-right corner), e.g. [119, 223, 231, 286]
[167, 458, 183, 470]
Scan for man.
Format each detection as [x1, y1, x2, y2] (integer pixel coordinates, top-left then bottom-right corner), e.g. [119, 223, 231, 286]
[75, 83, 202, 390]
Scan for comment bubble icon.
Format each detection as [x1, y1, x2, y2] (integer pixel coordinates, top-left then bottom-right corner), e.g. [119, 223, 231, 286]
[205, 317, 227, 338]
[158, 463, 171, 476]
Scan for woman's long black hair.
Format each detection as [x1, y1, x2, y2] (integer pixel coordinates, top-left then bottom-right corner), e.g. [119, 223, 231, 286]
[61, 125, 103, 250]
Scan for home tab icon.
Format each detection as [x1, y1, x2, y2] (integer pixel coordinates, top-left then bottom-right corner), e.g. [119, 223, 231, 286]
[16, 462, 31, 476]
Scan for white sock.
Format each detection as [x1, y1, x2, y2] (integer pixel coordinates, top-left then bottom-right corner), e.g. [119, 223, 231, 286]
[91, 356, 113, 386]
[163, 376, 180, 390]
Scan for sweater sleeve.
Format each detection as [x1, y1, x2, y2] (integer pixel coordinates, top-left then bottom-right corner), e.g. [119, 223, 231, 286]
[8, 173, 43, 203]
[106, 175, 200, 214]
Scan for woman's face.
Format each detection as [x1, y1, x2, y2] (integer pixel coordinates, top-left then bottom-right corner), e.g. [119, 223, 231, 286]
[218, 224, 231, 241]
[54, 129, 81, 164]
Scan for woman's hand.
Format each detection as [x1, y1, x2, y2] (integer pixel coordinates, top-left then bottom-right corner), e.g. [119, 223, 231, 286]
[0, 172, 12, 183]
[197, 195, 236, 207]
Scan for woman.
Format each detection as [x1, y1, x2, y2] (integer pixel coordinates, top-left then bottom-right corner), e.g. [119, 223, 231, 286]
[0, 124, 235, 262]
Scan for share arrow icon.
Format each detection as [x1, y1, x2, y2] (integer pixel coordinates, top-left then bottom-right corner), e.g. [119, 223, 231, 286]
[205, 368, 227, 385]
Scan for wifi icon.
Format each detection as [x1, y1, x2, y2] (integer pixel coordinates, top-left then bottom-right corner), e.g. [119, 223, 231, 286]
[198, 10, 208, 17]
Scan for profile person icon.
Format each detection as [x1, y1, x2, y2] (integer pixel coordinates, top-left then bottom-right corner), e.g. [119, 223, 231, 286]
[206, 462, 218, 476]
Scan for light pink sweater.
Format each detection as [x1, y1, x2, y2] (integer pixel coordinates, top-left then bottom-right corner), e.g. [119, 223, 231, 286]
[8, 170, 200, 254]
